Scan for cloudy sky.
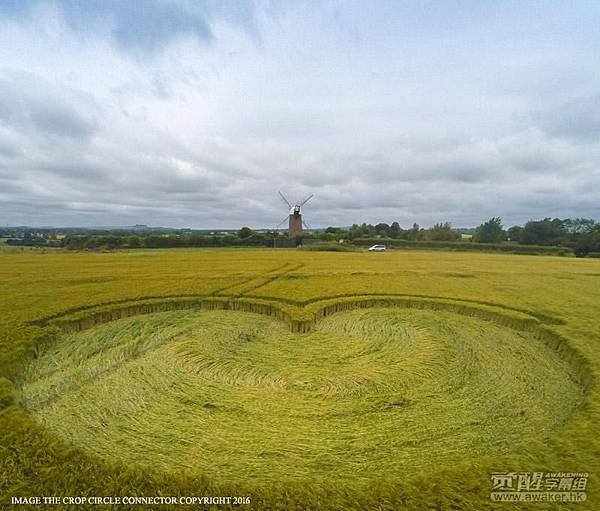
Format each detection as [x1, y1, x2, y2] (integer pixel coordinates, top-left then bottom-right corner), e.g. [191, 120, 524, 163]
[1, 1, 600, 228]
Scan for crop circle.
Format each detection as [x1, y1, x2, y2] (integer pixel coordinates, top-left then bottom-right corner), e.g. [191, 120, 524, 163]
[20, 306, 583, 488]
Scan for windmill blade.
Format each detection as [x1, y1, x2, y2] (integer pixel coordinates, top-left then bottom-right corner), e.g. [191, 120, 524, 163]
[278, 191, 292, 208]
[300, 193, 314, 206]
[276, 216, 289, 228]
[302, 220, 311, 230]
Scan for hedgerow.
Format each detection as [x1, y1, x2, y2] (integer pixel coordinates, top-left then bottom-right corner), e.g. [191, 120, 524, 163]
[349, 237, 574, 255]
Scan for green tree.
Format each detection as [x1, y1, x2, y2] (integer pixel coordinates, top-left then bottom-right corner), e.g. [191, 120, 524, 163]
[405, 223, 420, 241]
[575, 224, 600, 257]
[374, 223, 390, 237]
[564, 218, 596, 234]
[389, 221, 401, 238]
[125, 236, 141, 248]
[520, 218, 567, 245]
[507, 225, 524, 243]
[473, 217, 504, 243]
[238, 227, 254, 239]
[426, 222, 460, 241]
[348, 223, 375, 239]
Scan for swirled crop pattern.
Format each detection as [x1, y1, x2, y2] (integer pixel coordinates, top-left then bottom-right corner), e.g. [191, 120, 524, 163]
[19, 307, 582, 488]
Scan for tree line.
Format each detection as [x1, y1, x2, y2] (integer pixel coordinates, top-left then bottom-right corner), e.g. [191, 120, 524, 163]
[471, 217, 599, 256]
[320, 217, 598, 256]
[3, 217, 599, 257]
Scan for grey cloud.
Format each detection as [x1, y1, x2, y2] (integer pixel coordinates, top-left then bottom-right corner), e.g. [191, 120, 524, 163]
[0, 0, 256, 57]
[27, 102, 96, 140]
[0, 71, 98, 141]
[535, 94, 600, 139]
[3, 121, 599, 229]
[0, 140, 20, 158]
[104, 1, 211, 55]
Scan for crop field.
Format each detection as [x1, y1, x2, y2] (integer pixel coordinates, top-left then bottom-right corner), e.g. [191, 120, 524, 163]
[1, 248, 599, 510]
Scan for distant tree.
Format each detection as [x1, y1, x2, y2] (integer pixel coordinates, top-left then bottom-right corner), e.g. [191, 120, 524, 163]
[520, 218, 567, 245]
[64, 236, 86, 250]
[125, 235, 141, 248]
[404, 223, 420, 241]
[564, 218, 596, 234]
[347, 224, 359, 240]
[143, 235, 173, 248]
[389, 221, 401, 238]
[426, 222, 460, 241]
[473, 217, 505, 243]
[238, 227, 254, 239]
[365, 223, 376, 237]
[374, 223, 390, 237]
[507, 225, 524, 243]
[323, 227, 345, 240]
[574, 224, 600, 257]
[348, 223, 375, 239]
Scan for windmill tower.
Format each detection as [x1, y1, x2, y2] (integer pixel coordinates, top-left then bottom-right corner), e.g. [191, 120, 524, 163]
[278, 191, 314, 239]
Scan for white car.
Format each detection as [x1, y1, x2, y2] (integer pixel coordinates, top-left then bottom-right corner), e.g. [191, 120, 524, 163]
[368, 244, 386, 252]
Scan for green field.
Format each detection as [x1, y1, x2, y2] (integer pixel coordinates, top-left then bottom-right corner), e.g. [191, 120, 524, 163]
[1, 248, 599, 510]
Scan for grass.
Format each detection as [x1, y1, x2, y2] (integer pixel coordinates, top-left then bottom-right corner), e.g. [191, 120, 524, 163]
[1, 248, 600, 510]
